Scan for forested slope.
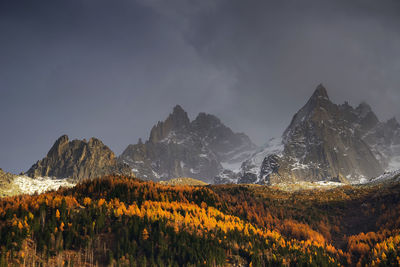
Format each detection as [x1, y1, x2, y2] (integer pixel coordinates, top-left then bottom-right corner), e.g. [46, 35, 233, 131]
[1, 176, 400, 266]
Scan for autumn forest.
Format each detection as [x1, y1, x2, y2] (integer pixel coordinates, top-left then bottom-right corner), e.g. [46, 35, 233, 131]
[0, 175, 399, 266]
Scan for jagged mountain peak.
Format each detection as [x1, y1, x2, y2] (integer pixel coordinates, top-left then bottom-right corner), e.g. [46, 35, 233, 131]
[193, 112, 221, 125]
[387, 117, 399, 128]
[171, 105, 189, 121]
[56, 134, 69, 143]
[120, 106, 256, 182]
[166, 104, 190, 129]
[149, 105, 190, 143]
[246, 84, 384, 185]
[306, 84, 332, 109]
[283, 84, 334, 141]
[172, 104, 185, 112]
[88, 137, 104, 146]
[356, 102, 374, 117]
[27, 135, 131, 181]
[52, 134, 70, 149]
[47, 134, 70, 158]
[311, 83, 329, 100]
[191, 112, 224, 133]
[354, 102, 379, 131]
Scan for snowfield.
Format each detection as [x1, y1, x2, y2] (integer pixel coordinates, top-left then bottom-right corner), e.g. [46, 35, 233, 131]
[12, 176, 76, 195]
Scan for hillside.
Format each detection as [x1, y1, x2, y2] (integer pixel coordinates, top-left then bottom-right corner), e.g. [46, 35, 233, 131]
[1, 175, 400, 266]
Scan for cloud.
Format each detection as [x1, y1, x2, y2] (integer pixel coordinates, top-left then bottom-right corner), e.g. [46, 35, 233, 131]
[141, 0, 400, 141]
[1, 0, 400, 172]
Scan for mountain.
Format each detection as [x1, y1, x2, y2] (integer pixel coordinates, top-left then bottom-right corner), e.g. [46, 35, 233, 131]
[226, 84, 400, 185]
[27, 135, 132, 181]
[119, 105, 256, 183]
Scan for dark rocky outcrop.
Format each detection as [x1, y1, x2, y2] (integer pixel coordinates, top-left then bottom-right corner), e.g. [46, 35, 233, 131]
[27, 135, 132, 181]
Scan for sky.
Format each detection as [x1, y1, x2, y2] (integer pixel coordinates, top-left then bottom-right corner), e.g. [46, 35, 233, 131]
[1, 0, 400, 174]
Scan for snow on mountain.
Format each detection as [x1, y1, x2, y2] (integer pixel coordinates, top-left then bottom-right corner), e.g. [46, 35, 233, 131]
[215, 137, 283, 184]
[120, 105, 257, 183]
[369, 169, 400, 184]
[216, 84, 400, 186]
[12, 176, 75, 195]
[388, 144, 400, 171]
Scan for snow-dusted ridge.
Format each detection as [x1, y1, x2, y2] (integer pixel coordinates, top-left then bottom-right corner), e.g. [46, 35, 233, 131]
[369, 169, 400, 184]
[216, 137, 284, 184]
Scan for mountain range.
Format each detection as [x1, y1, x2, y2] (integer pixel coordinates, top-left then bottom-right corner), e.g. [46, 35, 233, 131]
[6, 84, 400, 187]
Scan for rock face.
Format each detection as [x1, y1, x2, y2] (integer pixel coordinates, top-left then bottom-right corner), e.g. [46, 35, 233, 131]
[234, 84, 399, 184]
[0, 168, 17, 197]
[27, 135, 132, 181]
[119, 105, 256, 183]
[0, 168, 16, 187]
[360, 116, 400, 171]
[0, 168, 15, 182]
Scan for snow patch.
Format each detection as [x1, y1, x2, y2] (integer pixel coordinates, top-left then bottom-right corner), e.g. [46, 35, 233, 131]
[315, 181, 343, 186]
[190, 168, 200, 174]
[13, 176, 76, 195]
[152, 170, 161, 179]
[291, 161, 309, 171]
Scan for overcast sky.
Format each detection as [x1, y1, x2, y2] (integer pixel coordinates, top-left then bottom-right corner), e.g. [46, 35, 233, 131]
[1, 0, 400, 173]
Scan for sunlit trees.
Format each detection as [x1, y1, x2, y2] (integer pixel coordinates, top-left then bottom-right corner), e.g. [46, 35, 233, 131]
[1, 175, 400, 266]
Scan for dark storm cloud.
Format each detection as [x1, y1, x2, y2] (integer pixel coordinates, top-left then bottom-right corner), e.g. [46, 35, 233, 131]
[1, 0, 400, 173]
[0, 0, 234, 173]
[146, 0, 400, 142]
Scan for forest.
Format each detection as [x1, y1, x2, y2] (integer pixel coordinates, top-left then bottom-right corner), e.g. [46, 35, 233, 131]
[0, 175, 400, 266]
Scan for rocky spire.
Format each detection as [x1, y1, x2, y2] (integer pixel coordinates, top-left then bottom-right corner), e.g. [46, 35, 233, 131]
[47, 134, 70, 158]
[283, 84, 333, 141]
[149, 105, 190, 143]
[356, 102, 373, 118]
[272, 83, 384, 184]
[355, 102, 379, 131]
[304, 83, 332, 112]
[310, 83, 329, 100]
[387, 117, 399, 128]
[191, 112, 222, 134]
[168, 105, 190, 129]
